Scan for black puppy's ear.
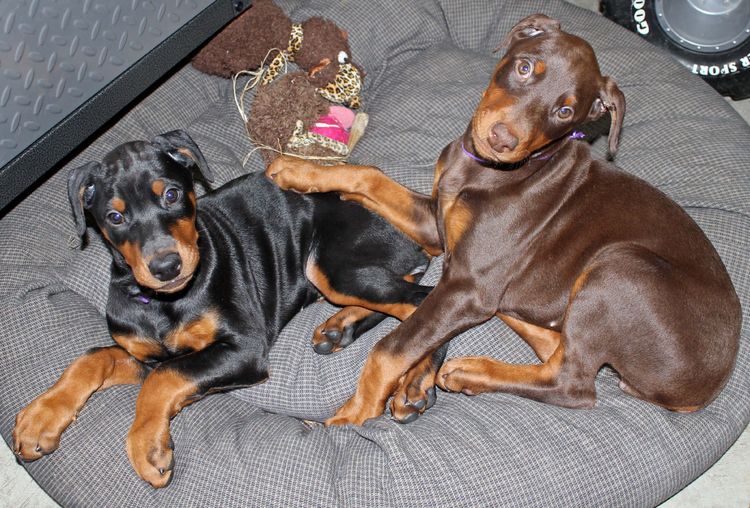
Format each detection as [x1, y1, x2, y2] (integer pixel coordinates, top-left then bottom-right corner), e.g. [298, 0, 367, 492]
[151, 130, 215, 184]
[497, 14, 561, 52]
[588, 76, 626, 158]
[68, 161, 101, 240]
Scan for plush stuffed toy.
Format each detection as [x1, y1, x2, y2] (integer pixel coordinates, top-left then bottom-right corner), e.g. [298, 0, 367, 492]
[245, 71, 367, 164]
[192, 0, 364, 108]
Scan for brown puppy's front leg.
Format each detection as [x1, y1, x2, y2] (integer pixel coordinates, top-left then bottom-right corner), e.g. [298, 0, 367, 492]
[325, 276, 496, 426]
[266, 156, 442, 255]
[13, 345, 146, 460]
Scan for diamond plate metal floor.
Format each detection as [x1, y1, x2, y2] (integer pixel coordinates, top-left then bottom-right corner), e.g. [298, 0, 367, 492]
[0, 0, 236, 211]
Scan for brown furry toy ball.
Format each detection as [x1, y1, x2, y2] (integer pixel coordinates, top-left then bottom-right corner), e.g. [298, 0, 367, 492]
[245, 72, 368, 165]
[192, 0, 365, 108]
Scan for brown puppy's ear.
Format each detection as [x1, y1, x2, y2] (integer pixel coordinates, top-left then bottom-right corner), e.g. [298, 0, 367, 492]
[67, 161, 101, 240]
[497, 14, 561, 52]
[592, 76, 626, 158]
[151, 130, 214, 184]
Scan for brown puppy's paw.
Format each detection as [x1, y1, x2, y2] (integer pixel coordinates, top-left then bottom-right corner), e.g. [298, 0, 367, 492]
[13, 394, 77, 461]
[265, 156, 325, 193]
[437, 357, 494, 396]
[325, 395, 385, 427]
[390, 362, 439, 424]
[126, 419, 175, 488]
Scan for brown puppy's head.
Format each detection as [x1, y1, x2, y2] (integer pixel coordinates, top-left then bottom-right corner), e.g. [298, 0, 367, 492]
[68, 130, 214, 293]
[471, 14, 625, 164]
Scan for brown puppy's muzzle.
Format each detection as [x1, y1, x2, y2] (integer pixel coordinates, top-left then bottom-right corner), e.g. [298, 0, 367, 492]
[470, 87, 539, 164]
[471, 111, 532, 164]
[472, 91, 558, 164]
[488, 122, 519, 154]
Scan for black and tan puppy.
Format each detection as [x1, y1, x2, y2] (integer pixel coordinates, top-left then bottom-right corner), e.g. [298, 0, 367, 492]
[12, 130, 431, 487]
[266, 14, 741, 426]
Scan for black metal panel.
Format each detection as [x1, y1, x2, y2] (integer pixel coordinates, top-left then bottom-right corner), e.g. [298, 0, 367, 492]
[0, 0, 241, 212]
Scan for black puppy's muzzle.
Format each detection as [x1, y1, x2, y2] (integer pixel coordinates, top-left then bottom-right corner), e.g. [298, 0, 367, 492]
[149, 252, 182, 282]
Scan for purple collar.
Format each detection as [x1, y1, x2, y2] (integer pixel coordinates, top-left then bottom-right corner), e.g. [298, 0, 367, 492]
[461, 142, 489, 164]
[568, 130, 586, 140]
[133, 293, 151, 305]
[462, 130, 585, 165]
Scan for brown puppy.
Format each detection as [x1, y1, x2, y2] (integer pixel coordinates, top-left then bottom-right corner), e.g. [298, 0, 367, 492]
[266, 14, 741, 426]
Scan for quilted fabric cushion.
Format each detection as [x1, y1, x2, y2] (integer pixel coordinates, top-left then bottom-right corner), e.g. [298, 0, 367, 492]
[1, 0, 748, 506]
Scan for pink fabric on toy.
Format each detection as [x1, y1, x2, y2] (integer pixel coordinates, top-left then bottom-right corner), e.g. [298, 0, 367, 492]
[310, 106, 355, 144]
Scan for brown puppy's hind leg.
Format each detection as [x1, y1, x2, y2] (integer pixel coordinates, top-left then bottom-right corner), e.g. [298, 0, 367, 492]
[436, 337, 598, 409]
[438, 276, 600, 408]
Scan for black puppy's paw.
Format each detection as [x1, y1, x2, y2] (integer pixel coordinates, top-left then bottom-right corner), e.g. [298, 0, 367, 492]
[312, 307, 385, 354]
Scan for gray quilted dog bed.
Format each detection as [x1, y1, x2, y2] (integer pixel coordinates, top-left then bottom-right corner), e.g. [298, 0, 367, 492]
[1, 0, 748, 506]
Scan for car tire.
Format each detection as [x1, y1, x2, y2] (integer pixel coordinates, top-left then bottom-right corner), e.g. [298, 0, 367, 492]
[601, 0, 750, 100]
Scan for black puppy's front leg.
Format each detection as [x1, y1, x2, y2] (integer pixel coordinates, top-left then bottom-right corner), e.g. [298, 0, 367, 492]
[126, 339, 267, 488]
[14, 346, 146, 461]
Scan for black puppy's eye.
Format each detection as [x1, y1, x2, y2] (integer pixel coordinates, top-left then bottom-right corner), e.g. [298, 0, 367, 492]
[108, 211, 125, 225]
[164, 188, 181, 205]
[516, 59, 532, 78]
[557, 106, 574, 119]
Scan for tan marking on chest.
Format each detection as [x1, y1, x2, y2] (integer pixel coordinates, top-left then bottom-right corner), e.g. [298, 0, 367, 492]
[432, 158, 446, 199]
[442, 195, 473, 252]
[164, 310, 220, 352]
[113, 334, 164, 362]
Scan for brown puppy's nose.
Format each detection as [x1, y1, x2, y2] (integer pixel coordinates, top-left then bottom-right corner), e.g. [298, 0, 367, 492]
[489, 123, 518, 153]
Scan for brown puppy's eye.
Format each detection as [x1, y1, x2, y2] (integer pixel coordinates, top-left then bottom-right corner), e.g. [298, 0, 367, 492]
[516, 59, 532, 78]
[164, 188, 180, 205]
[108, 211, 125, 225]
[557, 106, 574, 119]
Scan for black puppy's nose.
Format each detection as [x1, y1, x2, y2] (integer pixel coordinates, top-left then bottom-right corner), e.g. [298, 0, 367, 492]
[489, 122, 519, 153]
[149, 252, 182, 281]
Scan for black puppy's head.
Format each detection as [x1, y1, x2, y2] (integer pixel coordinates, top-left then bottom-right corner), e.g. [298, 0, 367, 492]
[68, 130, 214, 293]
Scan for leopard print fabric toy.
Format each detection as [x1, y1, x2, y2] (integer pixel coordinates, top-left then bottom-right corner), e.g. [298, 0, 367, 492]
[262, 23, 304, 85]
[317, 62, 362, 109]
